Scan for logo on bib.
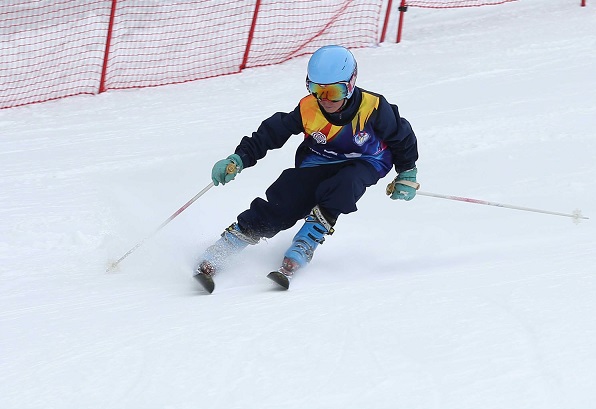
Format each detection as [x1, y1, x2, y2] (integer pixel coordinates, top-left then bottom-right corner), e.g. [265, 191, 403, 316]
[311, 131, 327, 145]
[354, 131, 370, 146]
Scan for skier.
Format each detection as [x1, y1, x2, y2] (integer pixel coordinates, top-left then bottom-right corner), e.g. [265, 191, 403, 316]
[195, 45, 419, 293]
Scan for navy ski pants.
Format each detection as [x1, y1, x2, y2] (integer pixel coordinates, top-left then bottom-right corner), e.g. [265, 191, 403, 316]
[237, 160, 381, 239]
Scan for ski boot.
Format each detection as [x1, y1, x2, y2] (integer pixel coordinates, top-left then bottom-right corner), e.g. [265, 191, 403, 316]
[195, 222, 258, 293]
[267, 206, 335, 290]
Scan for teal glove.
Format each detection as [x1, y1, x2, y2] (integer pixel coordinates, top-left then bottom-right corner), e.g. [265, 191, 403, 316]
[386, 168, 419, 201]
[211, 154, 243, 186]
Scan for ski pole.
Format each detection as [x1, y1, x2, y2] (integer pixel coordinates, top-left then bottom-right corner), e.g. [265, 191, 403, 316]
[107, 163, 236, 272]
[417, 191, 589, 222]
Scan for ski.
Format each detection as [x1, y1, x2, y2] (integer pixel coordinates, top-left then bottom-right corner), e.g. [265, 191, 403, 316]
[194, 261, 215, 294]
[194, 272, 215, 294]
[194, 258, 297, 292]
[267, 271, 290, 290]
[267, 257, 299, 290]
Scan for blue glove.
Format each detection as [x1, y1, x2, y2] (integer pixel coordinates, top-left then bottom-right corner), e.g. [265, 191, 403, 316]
[386, 168, 419, 201]
[211, 154, 243, 186]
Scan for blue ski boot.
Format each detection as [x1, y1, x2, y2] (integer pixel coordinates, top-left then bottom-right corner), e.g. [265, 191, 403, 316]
[268, 206, 335, 289]
[195, 223, 258, 293]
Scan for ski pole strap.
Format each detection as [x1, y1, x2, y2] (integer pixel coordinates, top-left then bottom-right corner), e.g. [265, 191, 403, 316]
[386, 177, 420, 195]
[396, 179, 420, 190]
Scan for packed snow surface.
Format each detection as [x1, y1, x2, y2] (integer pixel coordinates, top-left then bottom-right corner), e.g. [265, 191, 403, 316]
[1, 1, 595, 408]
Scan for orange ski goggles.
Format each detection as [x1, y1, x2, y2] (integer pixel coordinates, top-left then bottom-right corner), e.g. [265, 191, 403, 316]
[306, 80, 353, 102]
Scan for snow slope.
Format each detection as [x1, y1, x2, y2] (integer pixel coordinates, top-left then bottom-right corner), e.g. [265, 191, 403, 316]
[1, 1, 595, 408]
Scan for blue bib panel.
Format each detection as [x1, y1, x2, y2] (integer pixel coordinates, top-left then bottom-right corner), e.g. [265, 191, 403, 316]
[298, 93, 394, 176]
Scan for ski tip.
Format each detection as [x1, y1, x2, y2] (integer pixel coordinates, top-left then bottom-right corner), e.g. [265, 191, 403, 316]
[194, 272, 215, 294]
[267, 271, 290, 290]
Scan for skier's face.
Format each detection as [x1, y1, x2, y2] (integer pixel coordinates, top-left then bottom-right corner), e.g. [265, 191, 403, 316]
[318, 98, 345, 113]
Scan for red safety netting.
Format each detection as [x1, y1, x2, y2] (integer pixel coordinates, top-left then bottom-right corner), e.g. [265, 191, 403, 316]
[244, 0, 383, 68]
[1, 0, 110, 108]
[104, 1, 255, 90]
[406, 0, 516, 8]
[1, 0, 385, 108]
[1, 0, 519, 109]
[382, 0, 517, 43]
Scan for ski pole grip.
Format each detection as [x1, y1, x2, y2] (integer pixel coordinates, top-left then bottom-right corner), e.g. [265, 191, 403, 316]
[386, 181, 395, 195]
[226, 162, 237, 174]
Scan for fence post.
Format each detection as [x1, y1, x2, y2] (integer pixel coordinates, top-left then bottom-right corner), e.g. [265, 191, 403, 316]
[99, 0, 118, 93]
[396, 0, 407, 43]
[240, 0, 261, 70]
[380, 0, 394, 43]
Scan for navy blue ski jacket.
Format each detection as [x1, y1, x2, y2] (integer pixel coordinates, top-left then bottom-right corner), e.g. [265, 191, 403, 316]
[234, 87, 418, 177]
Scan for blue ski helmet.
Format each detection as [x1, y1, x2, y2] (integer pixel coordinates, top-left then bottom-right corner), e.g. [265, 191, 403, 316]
[307, 45, 357, 99]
